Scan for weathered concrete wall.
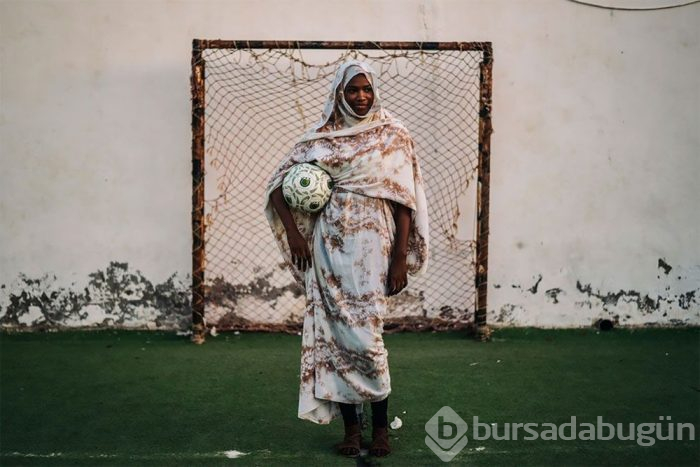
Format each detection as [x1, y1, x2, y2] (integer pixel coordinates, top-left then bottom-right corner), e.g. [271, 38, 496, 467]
[1, 0, 698, 330]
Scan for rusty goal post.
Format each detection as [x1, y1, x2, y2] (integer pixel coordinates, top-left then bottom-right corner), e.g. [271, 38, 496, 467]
[190, 40, 493, 343]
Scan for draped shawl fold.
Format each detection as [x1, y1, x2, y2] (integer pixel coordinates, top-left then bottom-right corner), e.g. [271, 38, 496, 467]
[263, 60, 429, 424]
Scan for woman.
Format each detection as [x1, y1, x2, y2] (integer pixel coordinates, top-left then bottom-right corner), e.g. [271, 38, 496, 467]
[264, 60, 429, 457]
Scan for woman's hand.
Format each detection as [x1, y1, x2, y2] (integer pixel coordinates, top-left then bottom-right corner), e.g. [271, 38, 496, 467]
[270, 185, 312, 271]
[387, 254, 408, 296]
[287, 229, 312, 271]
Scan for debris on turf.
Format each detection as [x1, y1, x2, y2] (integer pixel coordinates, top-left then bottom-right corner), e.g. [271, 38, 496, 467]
[390, 416, 403, 429]
[222, 450, 248, 459]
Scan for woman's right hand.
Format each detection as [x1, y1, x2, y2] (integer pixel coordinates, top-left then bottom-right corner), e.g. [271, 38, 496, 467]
[287, 229, 312, 271]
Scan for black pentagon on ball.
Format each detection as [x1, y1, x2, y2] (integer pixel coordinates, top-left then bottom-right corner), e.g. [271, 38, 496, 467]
[299, 177, 311, 187]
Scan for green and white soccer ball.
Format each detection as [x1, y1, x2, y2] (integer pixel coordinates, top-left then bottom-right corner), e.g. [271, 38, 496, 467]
[282, 163, 334, 213]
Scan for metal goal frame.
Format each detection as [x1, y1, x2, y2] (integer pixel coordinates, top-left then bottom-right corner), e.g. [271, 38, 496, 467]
[190, 40, 493, 342]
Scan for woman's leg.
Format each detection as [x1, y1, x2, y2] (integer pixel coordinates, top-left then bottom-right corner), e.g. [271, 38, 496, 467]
[339, 402, 359, 426]
[370, 397, 388, 428]
[370, 397, 391, 456]
[336, 403, 362, 457]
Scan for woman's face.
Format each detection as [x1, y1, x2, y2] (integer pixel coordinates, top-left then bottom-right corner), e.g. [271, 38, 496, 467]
[344, 74, 374, 116]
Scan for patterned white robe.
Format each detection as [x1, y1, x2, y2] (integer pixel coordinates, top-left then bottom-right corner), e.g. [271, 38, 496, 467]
[264, 120, 429, 424]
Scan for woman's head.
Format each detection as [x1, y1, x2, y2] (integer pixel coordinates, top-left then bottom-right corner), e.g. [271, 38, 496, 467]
[334, 61, 381, 126]
[300, 60, 389, 140]
[341, 68, 375, 117]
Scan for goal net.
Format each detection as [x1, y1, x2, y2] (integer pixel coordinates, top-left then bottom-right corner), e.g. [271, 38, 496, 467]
[191, 41, 492, 333]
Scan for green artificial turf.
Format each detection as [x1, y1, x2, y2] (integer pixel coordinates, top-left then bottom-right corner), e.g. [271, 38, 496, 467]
[1, 327, 698, 466]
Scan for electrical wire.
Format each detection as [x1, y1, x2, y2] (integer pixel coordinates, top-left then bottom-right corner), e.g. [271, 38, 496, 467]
[566, 0, 700, 11]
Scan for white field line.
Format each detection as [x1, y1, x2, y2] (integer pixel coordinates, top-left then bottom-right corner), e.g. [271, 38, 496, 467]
[1, 450, 249, 460]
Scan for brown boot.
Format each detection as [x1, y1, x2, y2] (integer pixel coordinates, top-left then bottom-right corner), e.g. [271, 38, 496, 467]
[336, 423, 362, 457]
[370, 426, 391, 457]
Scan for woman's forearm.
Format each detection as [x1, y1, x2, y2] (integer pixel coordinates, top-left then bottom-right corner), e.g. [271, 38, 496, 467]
[392, 203, 411, 260]
[271, 186, 300, 235]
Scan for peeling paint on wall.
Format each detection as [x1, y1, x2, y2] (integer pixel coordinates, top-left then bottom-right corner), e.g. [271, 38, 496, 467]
[545, 288, 564, 304]
[490, 261, 700, 327]
[658, 258, 673, 275]
[576, 281, 660, 313]
[0, 262, 190, 331]
[0, 260, 474, 332]
[4, 258, 698, 331]
[528, 275, 543, 294]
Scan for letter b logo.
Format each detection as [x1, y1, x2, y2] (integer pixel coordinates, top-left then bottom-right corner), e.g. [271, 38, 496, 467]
[425, 406, 468, 462]
[439, 416, 459, 440]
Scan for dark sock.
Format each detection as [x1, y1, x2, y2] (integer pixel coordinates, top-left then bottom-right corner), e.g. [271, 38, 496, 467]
[339, 402, 359, 427]
[371, 397, 389, 428]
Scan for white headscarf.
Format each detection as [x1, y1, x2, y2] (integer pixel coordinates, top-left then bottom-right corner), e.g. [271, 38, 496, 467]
[299, 60, 399, 143]
[337, 63, 380, 127]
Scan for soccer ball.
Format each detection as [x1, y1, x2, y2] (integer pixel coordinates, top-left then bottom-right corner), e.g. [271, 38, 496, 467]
[282, 163, 334, 213]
